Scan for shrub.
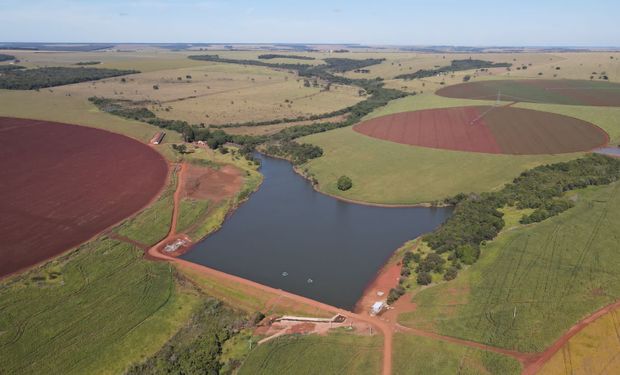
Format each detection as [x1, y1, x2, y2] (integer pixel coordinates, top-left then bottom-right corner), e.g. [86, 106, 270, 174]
[387, 285, 406, 304]
[337, 175, 353, 191]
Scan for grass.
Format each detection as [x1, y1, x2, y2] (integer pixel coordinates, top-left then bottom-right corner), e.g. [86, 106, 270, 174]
[393, 333, 521, 375]
[58, 62, 362, 127]
[300, 92, 620, 204]
[539, 307, 620, 374]
[0, 237, 200, 375]
[177, 198, 210, 234]
[115, 169, 177, 246]
[399, 182, 620, 352]
[238, 332, 382, 375]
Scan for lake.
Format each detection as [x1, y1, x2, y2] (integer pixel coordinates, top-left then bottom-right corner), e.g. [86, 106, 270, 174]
[181, 154, 452, 310]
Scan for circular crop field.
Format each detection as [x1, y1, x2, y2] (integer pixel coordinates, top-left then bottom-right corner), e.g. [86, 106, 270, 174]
[436, 79, 620, 107]
[0, 117, 168, 277]
[353, 106, 608, 155]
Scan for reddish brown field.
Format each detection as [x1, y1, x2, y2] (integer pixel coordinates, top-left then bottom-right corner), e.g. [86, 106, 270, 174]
[182, 164, 243, 202]
[0, 117, 168, 277]
[353, 106, 608, 155]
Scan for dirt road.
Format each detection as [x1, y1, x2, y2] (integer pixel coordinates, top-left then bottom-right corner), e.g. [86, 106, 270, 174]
[522, 300, 620, 375]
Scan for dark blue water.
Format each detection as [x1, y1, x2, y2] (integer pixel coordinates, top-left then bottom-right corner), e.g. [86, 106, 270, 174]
[181, 154, 452, 310]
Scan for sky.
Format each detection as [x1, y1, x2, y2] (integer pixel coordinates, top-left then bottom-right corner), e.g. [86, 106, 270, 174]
[0, 0, 618, 46]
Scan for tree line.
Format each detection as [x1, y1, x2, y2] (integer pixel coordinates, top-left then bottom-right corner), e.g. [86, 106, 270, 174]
[395, 59, 512, 80]
[0, 67, 139, 90]
[258, 54, 315, 60]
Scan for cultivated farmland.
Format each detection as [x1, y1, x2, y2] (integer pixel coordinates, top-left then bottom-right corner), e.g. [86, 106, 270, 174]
[0, 117, 168, 276]
[0, 238, 198, 375]
[353, 106, 608, 154]
[238, 332, 383, 375]
[437, 79, 620, 106]
[399, 182, 620, 352]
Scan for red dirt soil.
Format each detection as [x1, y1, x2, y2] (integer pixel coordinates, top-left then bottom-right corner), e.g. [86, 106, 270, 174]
[353, 106, 608, 155]
[0, 117, 168, 278]
[181, 164, 243, 202]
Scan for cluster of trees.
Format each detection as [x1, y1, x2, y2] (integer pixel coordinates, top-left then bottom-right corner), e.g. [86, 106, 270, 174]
[424, 153, 620, 272]
[387, 154, 620, 305]
[264, 140, 324, 165]
[88, 97, 156, 121]
[127, 300, 249, 375]
[0, 67, 139, 90]
[75, 61, 101, 65]
[0, 53, 15, 61]
[258, 54, 315, 60]
[395, 59, 512, 80]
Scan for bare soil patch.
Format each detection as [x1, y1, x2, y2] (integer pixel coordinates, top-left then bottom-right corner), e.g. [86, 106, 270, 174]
[353, 106, 608, 155]
[181, 164, 243, 202]
[0, 117, 167, 277]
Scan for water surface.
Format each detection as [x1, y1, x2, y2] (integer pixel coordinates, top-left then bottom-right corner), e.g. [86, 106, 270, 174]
[182, 154, 452, 310]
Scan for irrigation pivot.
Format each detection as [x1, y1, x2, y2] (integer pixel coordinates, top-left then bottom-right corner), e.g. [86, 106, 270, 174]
[470, 90, 502, 126]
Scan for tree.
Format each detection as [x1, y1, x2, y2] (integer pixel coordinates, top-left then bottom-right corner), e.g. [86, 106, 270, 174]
[444, 267, 458, 281]
[337, 175, 353, 191]
[463, 75, 471, 82]
[417, 271, 432, 285]
[456, 244, 480, 265]
[172, 144, 187, 154]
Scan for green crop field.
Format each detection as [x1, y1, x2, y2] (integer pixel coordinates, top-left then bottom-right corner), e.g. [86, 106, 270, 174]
[0, 237, 199, 375]
[115, 170, 176, 246]
[393, 334, 521, 375]
[238, 332, 382, 375]
[399, 182, 620, 352]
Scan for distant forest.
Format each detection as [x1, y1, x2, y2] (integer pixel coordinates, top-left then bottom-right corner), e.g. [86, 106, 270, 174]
[0, 67, 139, 90]
[395, 59, 512, 80]
[0, 53, 15, 61]
[258, 54, 315, 60]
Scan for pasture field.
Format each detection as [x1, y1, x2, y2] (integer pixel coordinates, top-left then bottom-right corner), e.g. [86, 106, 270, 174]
[392, 333, 521, 375]
[57, 62, 363, 126]
[238, 332, 382, 375]
[539, 306, 620, 374]
[398, 182, 620, 352]
[0, 49, 208, 72]
[377, 52, 620, 94]
[0, 237, 200, 375]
